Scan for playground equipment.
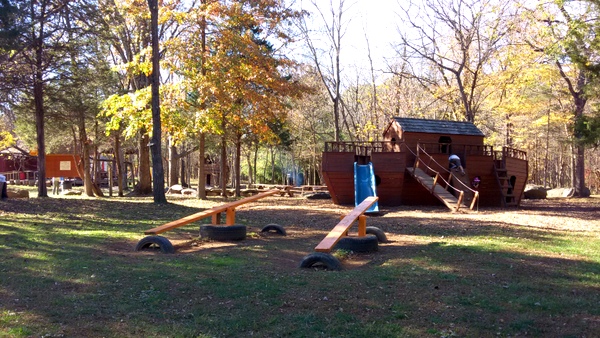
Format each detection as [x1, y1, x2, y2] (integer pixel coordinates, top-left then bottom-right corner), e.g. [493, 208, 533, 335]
[321, 117, 528, 209]
[354, 162, 379, 213]
[299, 196, 386, 270]
[136, 186, 386, 269]
[408, 145, 479, 212]
[136, 189, 287, 253]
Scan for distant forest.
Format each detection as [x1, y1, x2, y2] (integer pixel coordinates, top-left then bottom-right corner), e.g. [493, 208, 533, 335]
[1, 0, 599, 200]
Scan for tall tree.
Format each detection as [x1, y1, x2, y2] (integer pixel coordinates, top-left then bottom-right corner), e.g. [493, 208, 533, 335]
[526, 0, 600, 196]
[299, 0, 349, 141]
[395, 0, 513, 122]
[98, 0, 187, 196]
[147, 0, 166, 203]
[172, 0, 305, 197]
[2, 0, 97, 197]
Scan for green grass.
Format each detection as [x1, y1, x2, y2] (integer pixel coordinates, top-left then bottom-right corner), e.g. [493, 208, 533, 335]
[1, 196, 599, 337]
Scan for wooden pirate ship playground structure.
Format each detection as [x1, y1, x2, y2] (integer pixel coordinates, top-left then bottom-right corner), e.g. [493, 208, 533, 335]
[321, 117, 529, 211]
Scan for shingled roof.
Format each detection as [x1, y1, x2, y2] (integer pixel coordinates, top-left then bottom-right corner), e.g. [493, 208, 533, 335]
[393, 117, 485, 136]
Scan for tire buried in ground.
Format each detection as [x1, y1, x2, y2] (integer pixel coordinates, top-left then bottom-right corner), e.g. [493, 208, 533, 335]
[260, 223, 287, 236]
[334, 235, 378, 253]
[299, 252, 342, 270]
[135, 235, 175, 254]
[200, 224, 247, 241]
[366, 226, 388, 243]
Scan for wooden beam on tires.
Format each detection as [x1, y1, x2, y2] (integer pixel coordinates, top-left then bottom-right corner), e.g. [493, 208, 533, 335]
[314, 196, 378, 253]
[144, 189, 281, 235]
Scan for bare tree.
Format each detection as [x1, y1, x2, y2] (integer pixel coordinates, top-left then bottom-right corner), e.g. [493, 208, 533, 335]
[395, 0, 512, 122]
[299, 0, 353, 141]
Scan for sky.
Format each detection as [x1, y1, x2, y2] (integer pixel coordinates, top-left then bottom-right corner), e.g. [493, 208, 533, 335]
[344, 0, 399, 71]
[297, 0, 401, 83]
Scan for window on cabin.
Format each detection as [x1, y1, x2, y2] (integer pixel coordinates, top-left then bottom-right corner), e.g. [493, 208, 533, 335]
[439, 136, 452, 154]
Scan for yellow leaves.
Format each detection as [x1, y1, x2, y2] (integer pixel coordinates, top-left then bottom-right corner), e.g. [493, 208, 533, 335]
[100, 89, 152, 139]
[0, 131, 15, 150]
[532, 111, 572, 128]
[112, 48, 153, 77]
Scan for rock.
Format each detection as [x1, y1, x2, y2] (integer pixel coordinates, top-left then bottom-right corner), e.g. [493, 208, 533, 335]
[524, 185, 547, 199]
[6, 188, 29, 198]
[546, 188, 575, 198]
[167, 184, 183, 194]
[580, 187, 591, 198]
[181, 188, 196, 195]
[62, 190, 82, 195]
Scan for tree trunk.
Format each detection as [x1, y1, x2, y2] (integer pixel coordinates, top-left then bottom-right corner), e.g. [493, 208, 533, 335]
[253, 143, 258, 185]
[80, 122, 93, 197]
[220, 132, 227, 198]
[246, 149, 253, 187]
[114, 133, 124, 197]
[196, 2, 208, 199]
[148, 0, 166, 203]
[197, 133, 206, 199]
[235, 133, 242, 197]
[135, 131, 152, 195]
[168, 139, 178, 187]
[180, 158, 186, 187]
[34, 2, 47, 198]
[572, 95, 587, 196]
[270, 146, 276, 184]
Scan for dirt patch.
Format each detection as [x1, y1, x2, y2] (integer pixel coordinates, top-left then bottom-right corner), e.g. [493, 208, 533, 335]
[135, 195, 600, 269]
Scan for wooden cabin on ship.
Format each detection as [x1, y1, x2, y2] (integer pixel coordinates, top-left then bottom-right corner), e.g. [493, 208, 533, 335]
[321, 117, 529, 210]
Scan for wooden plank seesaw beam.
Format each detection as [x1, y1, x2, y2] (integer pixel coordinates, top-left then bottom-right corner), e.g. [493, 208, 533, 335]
[144, 189, 280, 235]
[314, 196, 378, 253]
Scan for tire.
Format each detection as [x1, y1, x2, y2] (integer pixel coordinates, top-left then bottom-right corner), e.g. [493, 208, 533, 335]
[366, 226, 388, 243]
[260, 223, 287, 236]
[135, 236, 175, 254]
[200, 224, 247, 241]
[299, 252, 342, 271]
[334, 235, 378, 253]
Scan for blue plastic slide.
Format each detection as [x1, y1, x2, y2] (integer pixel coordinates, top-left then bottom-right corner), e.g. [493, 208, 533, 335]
[354, 162, 379, 213]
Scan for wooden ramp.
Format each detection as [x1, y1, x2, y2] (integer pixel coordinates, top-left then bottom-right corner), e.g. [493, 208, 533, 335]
[406, 167, 469, 212]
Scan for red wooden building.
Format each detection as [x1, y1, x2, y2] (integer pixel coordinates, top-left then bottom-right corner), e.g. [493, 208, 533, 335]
[321, 118, 529, 209]
[45, 154, 83, 178]
[1, 149, 83, 183]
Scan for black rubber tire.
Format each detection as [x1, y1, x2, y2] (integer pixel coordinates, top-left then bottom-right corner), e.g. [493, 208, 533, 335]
[200, 224, 247, 241]
[366, 226, 388, 243]
[260, 223, 287, 236]
[135, 236, 175, 254]
[334, 235, 378, 253]
[299, 252, 342, 271]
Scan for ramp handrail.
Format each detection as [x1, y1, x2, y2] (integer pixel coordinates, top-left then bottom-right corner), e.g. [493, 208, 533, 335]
[408, 144, 479, 211]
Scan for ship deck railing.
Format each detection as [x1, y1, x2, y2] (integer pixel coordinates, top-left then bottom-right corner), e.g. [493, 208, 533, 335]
[324, 141, 527, 162]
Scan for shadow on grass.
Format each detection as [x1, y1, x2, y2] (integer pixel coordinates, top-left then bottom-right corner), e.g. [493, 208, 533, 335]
[1, 196, 599, 337]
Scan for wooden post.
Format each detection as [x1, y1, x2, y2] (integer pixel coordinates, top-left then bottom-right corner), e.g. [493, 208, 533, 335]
[358, 215, 366, 237]
[212, 213, 221, 225]
[226, 207, 236, 225]
[469, 191, 479, 210]
[431, 173, 439, 193]
[456, 191, 464, 211]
